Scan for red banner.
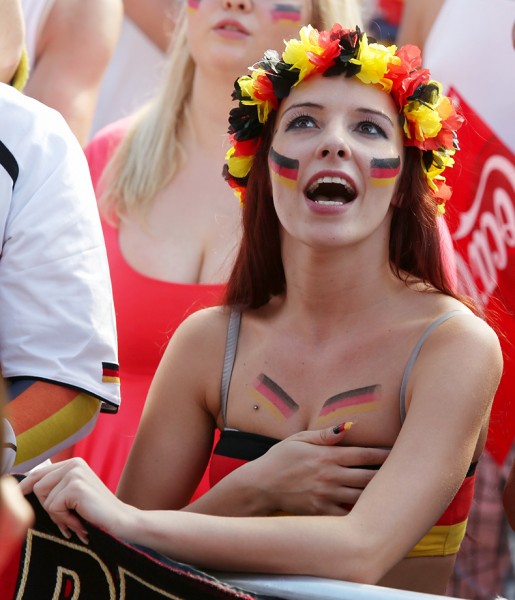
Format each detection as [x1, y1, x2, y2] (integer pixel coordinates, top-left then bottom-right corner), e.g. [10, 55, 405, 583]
[445, 90, 515, 465]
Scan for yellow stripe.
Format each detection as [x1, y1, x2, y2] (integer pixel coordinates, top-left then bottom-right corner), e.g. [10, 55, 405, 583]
[271, 172, 297, 189]
[371, 177, 397, 187]
[102, 375, 120, 384]
[14, 393, 99, 465]
[248, 388, 285, 421]
[315, 402, 380, 427]
[406, 519, 468, 558]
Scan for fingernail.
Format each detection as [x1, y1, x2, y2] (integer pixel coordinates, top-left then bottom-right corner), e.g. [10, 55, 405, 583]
[58, 525, 71, 539]
[333, 421, 354, 434]
[77, 530, 89, 545]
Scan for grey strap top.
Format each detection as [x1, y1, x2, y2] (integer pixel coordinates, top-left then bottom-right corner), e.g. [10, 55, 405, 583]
[220, 308, 468, 428]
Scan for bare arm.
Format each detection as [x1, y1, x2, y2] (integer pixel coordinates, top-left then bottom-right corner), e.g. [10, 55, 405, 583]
[123, 0, 177, 52]
[0, 0, 24, 84]
[22, 314, 501, 584]
[24, 0, 122, 145]
[396, 0, 445, 50]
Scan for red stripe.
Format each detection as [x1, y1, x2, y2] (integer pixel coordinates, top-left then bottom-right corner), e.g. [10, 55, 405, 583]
[370, 166, 401, 179]
[255, 381, 296, 418]
[269, 160, 298, 181]
[272, 10, 302, 22]
[102, 368, 119, 377]
[319, 391, 376, 416]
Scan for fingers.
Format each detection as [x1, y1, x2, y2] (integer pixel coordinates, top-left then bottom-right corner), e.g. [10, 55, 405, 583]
[333, 446, 390, 468]
[292, 421, 354, 446]
[19, 459, 91, 544]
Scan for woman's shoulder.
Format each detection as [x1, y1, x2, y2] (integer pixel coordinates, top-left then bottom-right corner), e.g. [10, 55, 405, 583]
[172, 305, 235, 349]
[409, 296, 502, 385]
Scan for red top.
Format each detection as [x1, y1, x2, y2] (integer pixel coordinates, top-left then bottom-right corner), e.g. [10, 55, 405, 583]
[72, 118, 225, 492]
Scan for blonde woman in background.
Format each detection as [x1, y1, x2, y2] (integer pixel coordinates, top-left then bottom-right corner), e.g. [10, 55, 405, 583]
[68, 0, 367, 498]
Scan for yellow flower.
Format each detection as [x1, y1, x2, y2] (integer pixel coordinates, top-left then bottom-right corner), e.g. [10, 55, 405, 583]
[238, 71, 275, 123]
[226, 147, 254, 179]
[282, 25, 322, 84]
[403, 101, 442, 142]
[352, 34, 400, 91]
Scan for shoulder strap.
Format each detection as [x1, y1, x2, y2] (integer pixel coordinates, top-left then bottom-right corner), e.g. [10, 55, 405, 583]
[220, 309, 242, 428]
[399, 310, 469, 424]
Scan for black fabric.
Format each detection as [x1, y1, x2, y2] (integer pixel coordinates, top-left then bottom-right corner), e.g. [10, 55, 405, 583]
[4, 489, 281, 600]
[0, 139, 19, 188]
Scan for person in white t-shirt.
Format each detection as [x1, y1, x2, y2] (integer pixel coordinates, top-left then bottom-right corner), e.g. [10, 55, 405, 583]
[0, 82, 120, 475]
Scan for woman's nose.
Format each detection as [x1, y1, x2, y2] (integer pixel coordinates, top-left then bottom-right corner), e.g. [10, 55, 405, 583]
[316, 132, 351, 161]
[222, 0, 252, 12]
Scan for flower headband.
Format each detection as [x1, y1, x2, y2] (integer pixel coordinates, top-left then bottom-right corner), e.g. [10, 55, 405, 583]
[223, 24, 463, 214]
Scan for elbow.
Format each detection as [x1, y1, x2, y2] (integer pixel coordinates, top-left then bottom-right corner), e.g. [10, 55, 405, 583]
[323, 539, 388, 586]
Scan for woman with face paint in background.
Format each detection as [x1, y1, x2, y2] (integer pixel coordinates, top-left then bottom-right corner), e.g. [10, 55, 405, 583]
[65, 0, 375, 506]
[23, 25, 502, 595]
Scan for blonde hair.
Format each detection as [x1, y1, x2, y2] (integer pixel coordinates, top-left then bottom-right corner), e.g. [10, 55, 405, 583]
[100, 0, 362, 220]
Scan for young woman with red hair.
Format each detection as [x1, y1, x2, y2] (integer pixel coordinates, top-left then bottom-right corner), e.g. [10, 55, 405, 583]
[21, 25, 501, 594]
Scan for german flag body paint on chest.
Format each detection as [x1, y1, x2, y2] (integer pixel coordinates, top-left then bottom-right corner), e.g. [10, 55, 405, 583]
[269, 147, 299, 189]
[271, 3, 302, 24]
[370, 156, 401, 187]
[249, 374, 299, 421]
[316, 384, 381, 427]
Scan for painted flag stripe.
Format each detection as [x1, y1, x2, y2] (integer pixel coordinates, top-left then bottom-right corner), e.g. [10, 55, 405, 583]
[370, 157, 401, 184]
[319, 385, 378, 416]
[252, 375, 299, 419]
[272, 5, 302, 22]
[269, 148, 299, 181]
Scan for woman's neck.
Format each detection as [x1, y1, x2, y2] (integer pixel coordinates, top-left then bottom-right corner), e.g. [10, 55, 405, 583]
[280, 244, 402, 335]
[184, 66, 236, 155]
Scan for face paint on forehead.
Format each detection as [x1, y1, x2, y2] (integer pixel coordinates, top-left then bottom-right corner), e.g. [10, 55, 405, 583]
[370, 156, 401, 187]
[270, 3, 302, 24]
[269, 147, 299, 188]
[187, 0, 201, 12]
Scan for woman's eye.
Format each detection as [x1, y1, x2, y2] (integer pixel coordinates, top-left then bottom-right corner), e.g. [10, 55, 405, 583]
[358, 120, 386, 137]
[286, 114, 317, 131]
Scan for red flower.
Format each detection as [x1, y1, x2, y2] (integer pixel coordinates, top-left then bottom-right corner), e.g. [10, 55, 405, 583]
[232, 136, 261, 157]
[307, 24, 344, 71]
[253, 73, 279, 109]
[388, 46, 430, 108]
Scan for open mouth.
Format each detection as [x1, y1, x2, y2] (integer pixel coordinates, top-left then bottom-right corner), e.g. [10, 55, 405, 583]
[305, 176, 357, 205]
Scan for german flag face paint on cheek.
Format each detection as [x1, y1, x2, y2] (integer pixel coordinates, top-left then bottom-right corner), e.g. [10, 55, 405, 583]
[370, 157, 401, 187]
[187, 0, 200, 12]
[269, 147, 299, 189]
[271, 3, 302, 24]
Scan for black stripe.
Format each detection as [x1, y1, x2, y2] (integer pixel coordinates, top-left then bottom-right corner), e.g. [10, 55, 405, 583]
[370, 156, 401, 170]
[269, 147, 299, 171]
[0, 140, 19, 188]
[102, 362, 120, 371]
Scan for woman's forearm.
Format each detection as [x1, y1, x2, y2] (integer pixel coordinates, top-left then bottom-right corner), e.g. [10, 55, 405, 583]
[124, 509, 377, 584]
